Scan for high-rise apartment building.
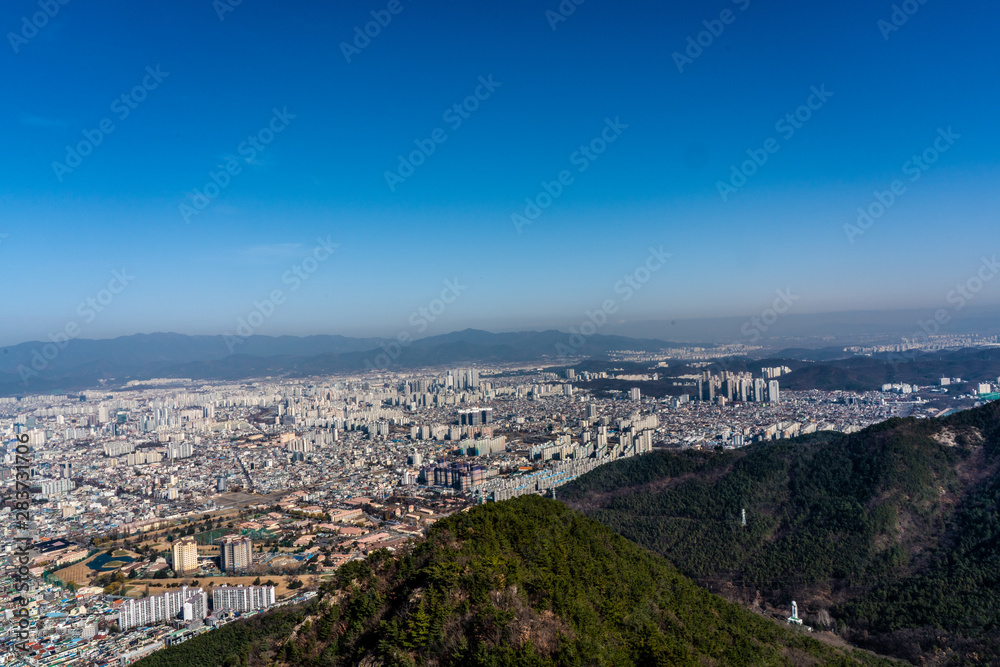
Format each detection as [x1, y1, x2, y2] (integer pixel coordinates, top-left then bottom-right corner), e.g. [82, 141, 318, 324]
[118, 586, 207, 630]
[212, 585, 275, 612]
[216, 535, 253, 571]
[767, 380, 780, 404]
[458, 407, 492, 426]
[172, 537, 199, 575]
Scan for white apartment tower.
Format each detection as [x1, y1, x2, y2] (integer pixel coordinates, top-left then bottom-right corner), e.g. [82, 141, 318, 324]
[212, 585, 276, 612]
[118, 586, 207, 630]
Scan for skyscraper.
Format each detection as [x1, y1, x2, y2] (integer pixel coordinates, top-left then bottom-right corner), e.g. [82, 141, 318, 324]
[768, 380, 780, 404]
[722, 379, 734, 401]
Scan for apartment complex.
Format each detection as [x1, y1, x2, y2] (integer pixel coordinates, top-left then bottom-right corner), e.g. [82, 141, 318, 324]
[118, 586, 207, 630]
[212, 585, 276, 612]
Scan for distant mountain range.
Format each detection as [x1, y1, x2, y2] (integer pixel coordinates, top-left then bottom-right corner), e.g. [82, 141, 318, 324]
[4, 329, 999, 397]
[769, 347, 1000, 391]
[0, 330, 676, 396]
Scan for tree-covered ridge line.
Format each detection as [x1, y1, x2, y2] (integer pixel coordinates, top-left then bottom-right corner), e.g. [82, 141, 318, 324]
[135, 496, 897, 666]
[560, 400, 1000, 664]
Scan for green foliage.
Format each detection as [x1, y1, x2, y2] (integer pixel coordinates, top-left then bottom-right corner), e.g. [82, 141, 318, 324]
[557, 447, 732, 497]
[561, 401, 1000, 664]
[840, 466, 1000, 657]
[133, 607, 306, 667]
[323, 496, 891, 666]
[134, 497, 892, 667]
[564, 418, 972, 592]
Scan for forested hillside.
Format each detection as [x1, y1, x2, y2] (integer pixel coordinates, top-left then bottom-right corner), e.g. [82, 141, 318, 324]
[560, 400, 1000, 664]
[135, 496, 895, 666]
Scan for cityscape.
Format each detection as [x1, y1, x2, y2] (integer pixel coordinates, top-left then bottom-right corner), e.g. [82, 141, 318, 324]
[5, 353, 1000, 662]
[3, 0, 1000, 664]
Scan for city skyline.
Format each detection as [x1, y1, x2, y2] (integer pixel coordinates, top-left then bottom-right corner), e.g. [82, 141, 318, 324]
[6, 2, 1000, 661]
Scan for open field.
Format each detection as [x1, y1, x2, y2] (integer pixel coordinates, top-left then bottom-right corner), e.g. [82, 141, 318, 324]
[114, 508, 244, 550]
[52, 553, 100, 587]
[190, 528, 230, 545]
[53, 549, 141, 586]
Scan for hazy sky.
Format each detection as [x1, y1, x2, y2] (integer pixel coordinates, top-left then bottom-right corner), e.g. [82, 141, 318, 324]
[2, 0, 999, 345]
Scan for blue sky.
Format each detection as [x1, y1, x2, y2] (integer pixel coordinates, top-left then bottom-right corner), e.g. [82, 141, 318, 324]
[2, 0, 999, 345]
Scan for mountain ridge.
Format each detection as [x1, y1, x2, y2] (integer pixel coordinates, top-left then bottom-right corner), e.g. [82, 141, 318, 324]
[560, 400, 1000, 664]
[5, 329, 998, 398]
[0, 330, 679, 396]
[133, 496, 897, 667]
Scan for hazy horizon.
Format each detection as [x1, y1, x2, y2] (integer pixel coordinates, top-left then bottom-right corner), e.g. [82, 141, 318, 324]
[3, 0, 999, 349]
[4, 3, 998, 660]
[4, 302, 1000, 350]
